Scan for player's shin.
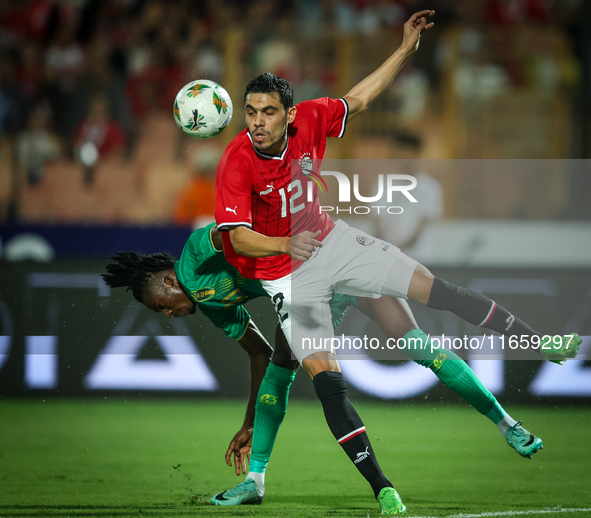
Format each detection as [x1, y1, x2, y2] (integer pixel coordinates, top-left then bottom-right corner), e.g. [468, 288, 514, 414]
[403, 329, 519, 428]
[248, 363, 296, 490]
[403, 329, 497, 416]
[426, 277, 541, 339]
[313, 371, 393, 499]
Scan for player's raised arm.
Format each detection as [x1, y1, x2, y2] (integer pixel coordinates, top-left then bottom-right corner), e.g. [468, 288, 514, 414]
[343, 9, 435, 121]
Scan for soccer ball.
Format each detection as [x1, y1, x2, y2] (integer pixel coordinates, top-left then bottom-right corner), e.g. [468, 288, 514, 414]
[173, 80, 233, 139]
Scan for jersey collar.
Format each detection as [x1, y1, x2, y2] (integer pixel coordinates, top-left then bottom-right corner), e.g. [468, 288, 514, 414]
[247, 131, 290, 161]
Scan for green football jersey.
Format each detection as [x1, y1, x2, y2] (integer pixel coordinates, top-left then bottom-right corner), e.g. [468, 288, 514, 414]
[175, 223, 359, 340]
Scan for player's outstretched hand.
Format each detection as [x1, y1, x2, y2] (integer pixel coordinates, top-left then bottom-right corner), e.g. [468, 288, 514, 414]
[225, 426, 253, 476]
[290, 230, 323, 261]
[402, 10, 435, 54]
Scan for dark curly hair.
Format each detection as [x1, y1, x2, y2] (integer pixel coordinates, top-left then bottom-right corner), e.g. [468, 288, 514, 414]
[244, 72, 293, 109]
[102, 251, 177, 303]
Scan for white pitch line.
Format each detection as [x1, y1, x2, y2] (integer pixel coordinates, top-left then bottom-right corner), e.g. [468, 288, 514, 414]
[407, 507, 591, 518]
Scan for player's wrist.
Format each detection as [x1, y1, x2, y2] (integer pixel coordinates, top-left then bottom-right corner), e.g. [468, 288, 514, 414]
[279, 237, 291, 255]
[398, 42, 417, 57]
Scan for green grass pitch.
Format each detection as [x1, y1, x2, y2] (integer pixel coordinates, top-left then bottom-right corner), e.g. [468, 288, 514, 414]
[1, 398, 590, 517]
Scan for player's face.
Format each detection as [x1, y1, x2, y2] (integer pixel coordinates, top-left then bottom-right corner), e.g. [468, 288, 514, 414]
[144, 286, 196, 319]
[245, 92, 296, 156]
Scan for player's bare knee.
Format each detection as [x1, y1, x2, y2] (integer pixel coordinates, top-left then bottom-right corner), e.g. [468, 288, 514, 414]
[302, 352, 340, 379]
[407, 264, 435, 305]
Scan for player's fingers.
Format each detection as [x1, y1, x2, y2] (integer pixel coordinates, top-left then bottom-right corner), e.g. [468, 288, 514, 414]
[409, 9, 434, 22]
[300, 240, 320, 252]
[225, 442, 236, 467]
[233, 451, 243, 476]
[299, 236, 323, 250]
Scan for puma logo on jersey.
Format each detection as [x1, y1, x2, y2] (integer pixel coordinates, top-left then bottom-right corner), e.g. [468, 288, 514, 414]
[260, 183, 274, 196]
[225, 206, 238, 215]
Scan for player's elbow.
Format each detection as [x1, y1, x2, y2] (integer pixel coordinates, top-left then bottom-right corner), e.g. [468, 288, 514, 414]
[343, 94, 370, 119]
[229, 227, 255, 256]
[229, 228, 247, 254]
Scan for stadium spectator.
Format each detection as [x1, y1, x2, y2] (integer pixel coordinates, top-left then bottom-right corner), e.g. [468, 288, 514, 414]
[73, 92, 125, 185]
[124, 34, 185, 121]
[15, 42, 44, 101]
[16, 101, 60, 185]
[173, 147, 218, 228]
[73, 92, 126, 159]
[0, 50, 25, 137]
[483, 0, 551, 25]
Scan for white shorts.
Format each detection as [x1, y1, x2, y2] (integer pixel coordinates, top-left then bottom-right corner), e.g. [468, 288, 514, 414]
[261, 220, 419, 363]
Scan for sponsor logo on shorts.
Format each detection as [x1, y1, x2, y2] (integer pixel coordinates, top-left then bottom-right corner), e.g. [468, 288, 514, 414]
[225, 206, 238, 215]
[354, 446, 370, 464]
[259, 394, 277, 405]
[194, 287, 215, 302]
[356, 236, 375, 246]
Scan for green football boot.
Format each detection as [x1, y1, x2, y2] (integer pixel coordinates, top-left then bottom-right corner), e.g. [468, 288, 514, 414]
[540, 333, 581, 364]
[377, 487, 406, 515]
[505, 421, 543, 459]
[210, 478, 264, 506]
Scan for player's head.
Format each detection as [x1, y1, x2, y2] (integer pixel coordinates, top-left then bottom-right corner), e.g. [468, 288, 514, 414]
[103, 251, 196, 318]
[244, 73, 293, 110]
[244, 73, 296, 155]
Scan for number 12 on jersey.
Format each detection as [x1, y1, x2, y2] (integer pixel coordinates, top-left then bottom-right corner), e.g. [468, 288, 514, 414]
[278, 179, 306, 218]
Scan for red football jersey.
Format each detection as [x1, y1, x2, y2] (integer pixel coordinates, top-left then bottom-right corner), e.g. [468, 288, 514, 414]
[215, 97, 348, 280]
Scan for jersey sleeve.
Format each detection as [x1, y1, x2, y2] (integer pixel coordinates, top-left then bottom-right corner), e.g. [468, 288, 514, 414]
[314, 97, 349, 138]
[215, 144, 254, 231]
[198, 302, 251, 341]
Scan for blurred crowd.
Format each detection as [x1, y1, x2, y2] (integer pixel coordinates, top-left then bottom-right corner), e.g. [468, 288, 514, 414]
[0, 0, 587, 224]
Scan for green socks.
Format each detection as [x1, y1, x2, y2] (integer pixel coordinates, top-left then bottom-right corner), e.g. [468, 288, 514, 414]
[248, 363, 296, 477]
[403, 329, 498, 417]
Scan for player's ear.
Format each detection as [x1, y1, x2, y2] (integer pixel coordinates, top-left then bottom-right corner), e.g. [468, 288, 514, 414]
[287, 105, 297, 124]
[163, 273, 175, 288]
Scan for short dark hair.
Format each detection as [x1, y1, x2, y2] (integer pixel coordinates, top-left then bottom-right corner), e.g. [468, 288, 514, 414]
[102, 251, 176, 303]
[244, 73, 294, 109]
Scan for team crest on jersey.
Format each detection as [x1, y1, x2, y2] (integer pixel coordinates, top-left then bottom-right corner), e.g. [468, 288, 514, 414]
[356, 236, 375, 246]
[299, 153, 328, 193]
[299, 153, 314, 175]
[194, 287, 215, 302]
